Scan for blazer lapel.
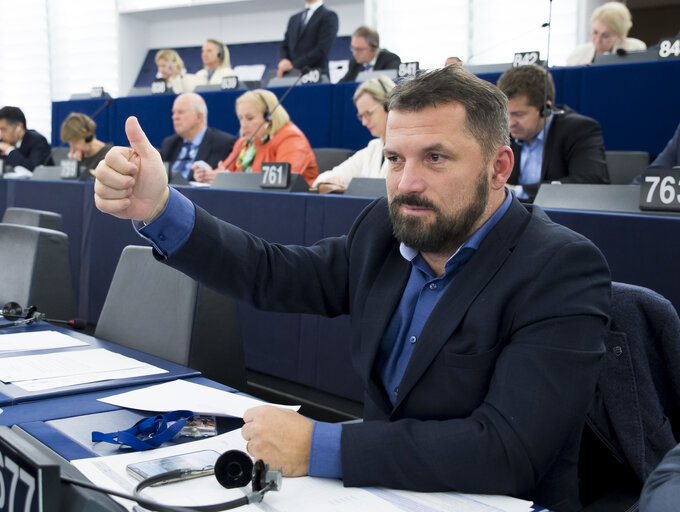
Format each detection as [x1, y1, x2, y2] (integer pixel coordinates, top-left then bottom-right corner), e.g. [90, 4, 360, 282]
[392, 199, 532, 412]
[299, 6, 322, 40]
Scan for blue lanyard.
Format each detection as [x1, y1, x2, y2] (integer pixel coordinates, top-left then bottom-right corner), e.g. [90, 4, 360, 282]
[92, 410, 194, 451]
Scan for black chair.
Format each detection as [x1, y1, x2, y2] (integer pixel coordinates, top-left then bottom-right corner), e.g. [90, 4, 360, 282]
[50, 147, 69, 165]
[0, 224, 75, 320]
[313, 148, 355, 172]
[95, 246, 247, 390]
[2, 207, 63, 231]
[579, 282, 680, 511]
[605, 151, 651, 184]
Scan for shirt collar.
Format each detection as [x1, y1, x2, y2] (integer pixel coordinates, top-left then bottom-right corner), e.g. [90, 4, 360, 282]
[514, 115, 553, 148]
[187, 126, 207, 147]
[399, 188, 513, 268]
[305, 1, 323, 14]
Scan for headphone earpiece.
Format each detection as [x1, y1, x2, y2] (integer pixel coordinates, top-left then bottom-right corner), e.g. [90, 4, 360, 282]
[255, 92, 272, 122]
[540, 101, 552, 118]
[217, 43, 225, 63]
[369, 41, 378, 51]
[214, 450, 278, 494]
[84, 133, 93, 143]
[2, 301, 25, 321]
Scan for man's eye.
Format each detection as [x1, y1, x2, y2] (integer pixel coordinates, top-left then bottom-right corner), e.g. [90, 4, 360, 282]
[429, 154, 444, 163]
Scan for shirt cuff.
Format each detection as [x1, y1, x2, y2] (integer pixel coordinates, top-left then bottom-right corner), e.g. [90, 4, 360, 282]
[308, 421, 343, 479]
[133, 187, 195, 258]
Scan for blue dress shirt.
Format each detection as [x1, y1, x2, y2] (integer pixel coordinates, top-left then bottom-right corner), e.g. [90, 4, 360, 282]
[514, 116, 553, 199]
[136, 187, 514, 480]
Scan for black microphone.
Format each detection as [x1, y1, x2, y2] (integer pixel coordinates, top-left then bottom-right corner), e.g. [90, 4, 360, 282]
[217, 67, 312, 173]
[616, 48, 628, 56]
[89, 98, 113, 120]
[0, 302, 86, 330]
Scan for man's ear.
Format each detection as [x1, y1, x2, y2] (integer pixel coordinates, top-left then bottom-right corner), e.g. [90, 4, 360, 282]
[491, 146, 514, 189]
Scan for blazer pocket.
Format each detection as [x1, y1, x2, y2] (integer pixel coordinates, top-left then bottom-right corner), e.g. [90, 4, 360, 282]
[444, 344, 502, 370]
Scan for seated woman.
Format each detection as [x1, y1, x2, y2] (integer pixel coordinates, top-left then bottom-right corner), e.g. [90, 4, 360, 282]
[154, 49, 191, 93]
[60, 113, 113, 180]
[190, 39, 236, 87]
[313, 75, 394, 194]
[567, 2, 646, 66]
[193, 89, 318, 186]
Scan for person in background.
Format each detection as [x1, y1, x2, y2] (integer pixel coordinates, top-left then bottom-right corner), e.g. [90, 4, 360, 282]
[339, 26, 401, 83]
[191, 39, 236, 86]
[278, 0, 338, 78]
[313, 76, 394, 193]
[60, 113, 113, 179]
[567, 2, 646, 66]
[496, 64, 609, 201]
[160, 93, 236, 183]
[192, 89, 317, 186]
[649, 121, 680, 169]
[445, 56, 462, 66]
[0, 106, 52, 174]
[154, 49, 191, 93]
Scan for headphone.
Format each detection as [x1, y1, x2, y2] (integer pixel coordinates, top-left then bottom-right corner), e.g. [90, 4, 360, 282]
[132, 449, 281, 511]
[369, 40, 378, 51]
[539, 101, 552, 118]
[254, 92, 272, 122]
[376, 76, 390, 112]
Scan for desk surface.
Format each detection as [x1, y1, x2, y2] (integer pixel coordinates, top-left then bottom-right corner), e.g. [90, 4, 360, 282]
[0, 324, 200, 406]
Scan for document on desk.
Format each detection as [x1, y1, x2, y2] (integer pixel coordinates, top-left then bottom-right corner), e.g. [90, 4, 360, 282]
[0, 330, 87, 353]
[0, 348, 167, 391]
[98, 379, 300, 418]
[72, 429, 536, 512]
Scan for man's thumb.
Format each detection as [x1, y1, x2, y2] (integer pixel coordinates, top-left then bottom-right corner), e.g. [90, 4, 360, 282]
[125, 116, 155, 158]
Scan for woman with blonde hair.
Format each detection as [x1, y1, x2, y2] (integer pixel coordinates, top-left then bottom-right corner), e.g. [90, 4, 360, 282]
[193, 89, 318, 186]
[313, 75, 394, 194]
[60, 112, 113, 179]
[567, 2, 646, 66]
[154, 49, 191, 93]
[191, 39, 236, 87]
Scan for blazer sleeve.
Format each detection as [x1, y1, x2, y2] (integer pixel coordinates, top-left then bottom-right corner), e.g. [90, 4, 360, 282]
[279, 16, 296, 61]
[377, 50, 401, 70]
[340, 238, 610, 498]
[291, 9, 339, 70]
[5, 132, 52, 170]
[202, 129, 237, 169]
[649, 122, 680, 169]
[339, 59, 361, 83]
[557, 115, 609, 185]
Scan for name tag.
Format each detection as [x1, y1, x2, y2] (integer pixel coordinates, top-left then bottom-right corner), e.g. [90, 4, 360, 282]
[221, 76, 239, 89]
[151, 79, 168, 94]
[300, 69, 322, 84]
[60, 159, 80, 179]
[260, 162, 291, 188]
[639, 168, 680, 212]
[398, 62, 419, 78]
[658, 39, 680, 59]
[513, 51, 540, 67]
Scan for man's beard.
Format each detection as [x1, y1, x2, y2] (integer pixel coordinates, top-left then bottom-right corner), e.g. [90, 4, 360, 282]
[389, 168, 489, 254]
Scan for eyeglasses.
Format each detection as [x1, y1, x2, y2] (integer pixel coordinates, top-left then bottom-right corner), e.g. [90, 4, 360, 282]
[350, 45, 371, 53]
[357, 105, 379, 122]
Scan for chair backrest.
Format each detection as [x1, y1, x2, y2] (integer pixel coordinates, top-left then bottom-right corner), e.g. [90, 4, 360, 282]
[0, 224, 75, 320]
[344, 177, 387, 197]
[313, 148, 355, 172]
[31, 165, 63, 181]
[94, 246, 246, 389]
[2, 207, 63, 232]
[50, 147, 69, 165]
[605, 151, 650, 184]
[579, 281, 680, 509]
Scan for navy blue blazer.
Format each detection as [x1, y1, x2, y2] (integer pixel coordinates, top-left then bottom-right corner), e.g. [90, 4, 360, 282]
[279, 5, 338, 74]
[509, 106, 609, 200]
[159, 127, 236, 181]
[1, 129, 52, 171]
[339, 49, 401, 83]
[650, 121, 680, 169]
[163, 196, 610, 512]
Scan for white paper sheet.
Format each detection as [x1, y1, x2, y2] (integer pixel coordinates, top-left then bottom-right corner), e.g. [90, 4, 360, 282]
[0, 330, 87, 353]
[72, 430, 536, 512]
[0, 348, 165, 386]
[97, 379, 299, 417]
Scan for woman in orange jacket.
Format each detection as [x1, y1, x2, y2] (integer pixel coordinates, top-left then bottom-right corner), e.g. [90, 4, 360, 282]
[192, 89, 318, 186]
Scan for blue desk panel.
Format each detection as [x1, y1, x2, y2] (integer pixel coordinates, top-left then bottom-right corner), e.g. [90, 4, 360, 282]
[51, 97, 114, 147]
[0, 324, 200, 406]
[52, 59, 680, 156]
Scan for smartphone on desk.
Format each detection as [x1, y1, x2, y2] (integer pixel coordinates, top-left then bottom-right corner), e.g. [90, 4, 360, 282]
[126, 449, 220, 484]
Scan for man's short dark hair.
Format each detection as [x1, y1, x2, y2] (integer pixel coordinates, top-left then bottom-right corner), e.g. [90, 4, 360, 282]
[353, 26, 379, 49]
[0, 106, 26, 128]
[389, 65, 510, 162]
[496, 64, 555, 111]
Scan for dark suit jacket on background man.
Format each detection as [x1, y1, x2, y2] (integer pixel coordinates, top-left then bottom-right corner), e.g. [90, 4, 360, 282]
[279, 4, 338, 75]
[1, 129, 52, 171]
[160, 127, 236, 181]
[339, 48, 401, 83]
[508, 105, 609, 199]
